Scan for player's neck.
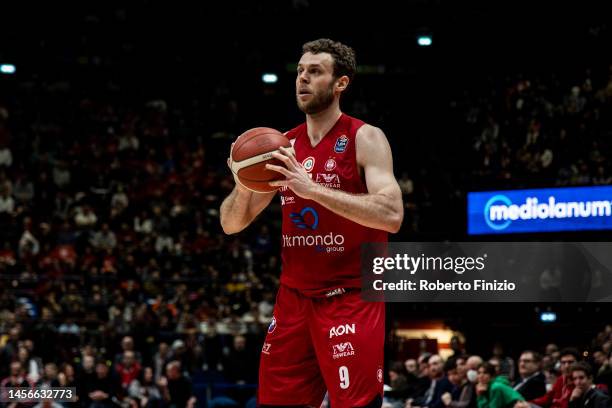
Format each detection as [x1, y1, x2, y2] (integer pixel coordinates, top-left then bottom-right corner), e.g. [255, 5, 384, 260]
[305, 105, 342, 145]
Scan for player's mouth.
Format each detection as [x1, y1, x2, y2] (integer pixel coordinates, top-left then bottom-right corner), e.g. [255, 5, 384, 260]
[297, 90, 312, 99]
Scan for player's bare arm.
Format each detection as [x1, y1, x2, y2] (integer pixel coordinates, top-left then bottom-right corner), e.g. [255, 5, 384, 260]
[220, 144, 276, 234]
[267, 124, 404, 233]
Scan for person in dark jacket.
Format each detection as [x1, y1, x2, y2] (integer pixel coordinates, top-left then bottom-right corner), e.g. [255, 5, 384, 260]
[568, 362, 610, 408]
[513, 351, 547, 401]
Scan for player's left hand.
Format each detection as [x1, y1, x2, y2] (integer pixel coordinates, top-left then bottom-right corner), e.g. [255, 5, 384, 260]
[267, 146, 320, 200]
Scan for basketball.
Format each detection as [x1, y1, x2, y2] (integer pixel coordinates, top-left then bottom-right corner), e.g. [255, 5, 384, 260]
[230, 127, 293, 193]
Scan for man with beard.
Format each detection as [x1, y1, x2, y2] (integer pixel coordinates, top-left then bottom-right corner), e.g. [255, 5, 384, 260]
[220, 38, 403, 407]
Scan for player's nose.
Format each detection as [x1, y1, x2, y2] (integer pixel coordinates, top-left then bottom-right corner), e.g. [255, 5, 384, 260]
[298, 71, 309, 83]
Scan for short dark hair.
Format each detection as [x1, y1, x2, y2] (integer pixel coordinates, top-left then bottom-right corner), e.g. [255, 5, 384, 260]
[560, 347, 580, 361]
[302, 38, 356, 81]
[570, 361, 593, 378]
[480, 362, 498, 377]
[521, 350, 542, 363]
[444, 358, 458, 373]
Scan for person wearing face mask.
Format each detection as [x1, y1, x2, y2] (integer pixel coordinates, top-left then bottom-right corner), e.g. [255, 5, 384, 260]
[467, 356, 484, 385]
[568, 362, 609, 408]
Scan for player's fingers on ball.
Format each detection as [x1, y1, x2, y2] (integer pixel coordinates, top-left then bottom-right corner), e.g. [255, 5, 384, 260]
[278, 147, 300, 169]
[279, 146, 297, 160]
[271, 151, 290, 163]
[265, 164, 291, 177]
[269, 180, 286, 187]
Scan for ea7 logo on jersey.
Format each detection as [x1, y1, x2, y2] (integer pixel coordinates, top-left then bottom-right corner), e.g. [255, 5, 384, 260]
[316, 173, 340, 183]
[262, 343, 272, 355]
[315, 173, 341, 189]
[329, 323, 356, 338]
[334, 135, 349, 153]
[332, 342, 355, 359]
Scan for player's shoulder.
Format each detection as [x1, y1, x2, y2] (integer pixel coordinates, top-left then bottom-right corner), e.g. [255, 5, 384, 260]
[355, 123, 387, 143]
[284, 122, 306, 140]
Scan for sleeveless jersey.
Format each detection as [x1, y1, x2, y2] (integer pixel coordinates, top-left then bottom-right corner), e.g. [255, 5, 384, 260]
[279, 113, 388, 297]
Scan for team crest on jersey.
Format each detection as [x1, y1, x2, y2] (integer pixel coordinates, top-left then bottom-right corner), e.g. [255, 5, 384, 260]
[268, 316, 277, 333]
[302, 156, 315, 172]
[377, 368, 384, 383]
[334, 135, 349, 153]
[325, 158, 337, 171]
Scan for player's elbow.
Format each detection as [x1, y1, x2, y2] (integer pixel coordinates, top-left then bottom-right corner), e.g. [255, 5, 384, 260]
[387, 215, 403, 234]
[221, 224, 238, 235]
[220, 216, 241, 235]
[387, 206, 404, 234]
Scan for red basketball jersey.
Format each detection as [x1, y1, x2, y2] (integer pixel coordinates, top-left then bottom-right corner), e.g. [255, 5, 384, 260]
[279, 113, 388, 297]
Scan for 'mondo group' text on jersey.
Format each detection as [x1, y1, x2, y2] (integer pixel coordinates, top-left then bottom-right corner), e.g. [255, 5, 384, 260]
[279, 113, 388, 297]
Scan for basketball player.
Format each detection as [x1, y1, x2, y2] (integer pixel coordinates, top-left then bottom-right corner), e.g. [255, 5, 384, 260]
[220, 38, 404, 408]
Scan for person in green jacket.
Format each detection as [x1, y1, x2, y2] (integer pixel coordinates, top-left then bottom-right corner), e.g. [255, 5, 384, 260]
[476, 362, 525, 408]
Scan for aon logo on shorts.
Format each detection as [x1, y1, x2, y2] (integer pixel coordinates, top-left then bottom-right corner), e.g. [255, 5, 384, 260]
[329, 323, 355, 338]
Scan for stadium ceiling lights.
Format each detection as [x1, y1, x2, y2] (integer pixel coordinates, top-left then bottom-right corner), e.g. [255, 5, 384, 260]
[0, 64, 16, 74]
[540, 312, 557, 323]
[417, 35, 432, 47]
[262, 73, 278, 84]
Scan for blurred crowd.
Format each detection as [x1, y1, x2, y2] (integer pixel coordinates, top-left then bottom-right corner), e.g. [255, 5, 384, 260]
[0, 88, 270, 407]
[382, 326, 612, 408]
[455, 64, 612, 190]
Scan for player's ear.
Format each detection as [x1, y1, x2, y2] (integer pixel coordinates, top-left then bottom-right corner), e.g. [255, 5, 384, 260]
[335, 75, 349, 93]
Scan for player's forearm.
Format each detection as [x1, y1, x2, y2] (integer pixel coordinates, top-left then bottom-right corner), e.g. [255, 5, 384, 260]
[220, 187, 253, 234]
[310, 184, 403, 233]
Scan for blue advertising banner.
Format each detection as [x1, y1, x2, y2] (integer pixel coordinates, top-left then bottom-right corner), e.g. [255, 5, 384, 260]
[468, 186, 612, 235]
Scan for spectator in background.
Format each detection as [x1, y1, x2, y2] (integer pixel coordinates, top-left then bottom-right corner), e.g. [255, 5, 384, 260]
[153, 342, 170, 381]
[385, 360, 412, 404]
[1, 361, 30, 388]
[475, 362, 524, 408]
[12, 174, 34, 205]
[442, 357, 476, 408]
[592, 166, 612, 185]
[513, 351, 546, 400]
[491, 343, 515, 381]
[128, 366, 163, 408]
[528, 348, 579, 408]
[114, 336, 142, 365]
[16, 346, 43, 384]
[116, 350, 142, 390]
[406, 359, 419, 377]
[83, 359, 122, 408]
[568, 362, 609, 408]
[37, 363, 60, 387]
[412, 354, 455, 408]
[0, 185, 15, 215]
[74, 205, 98, 229]
[221, 335, 257, 384]
[158, 361, 196, 408]
[90, 223, 117, 251]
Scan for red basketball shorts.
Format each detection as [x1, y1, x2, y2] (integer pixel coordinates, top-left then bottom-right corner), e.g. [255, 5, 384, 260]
[258, 284, 385, 407]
